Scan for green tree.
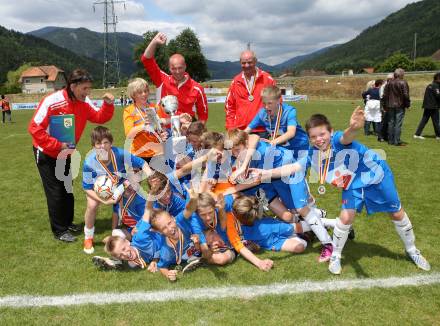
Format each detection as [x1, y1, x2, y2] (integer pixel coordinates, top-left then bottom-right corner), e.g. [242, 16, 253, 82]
[414, 57, 437, 71]
[3, 63, 33, 93]
[133, 28, 210, 82]
[133, 30, 169, 80]
[376, 52, 413, 72]
[168, 28, 210, 82]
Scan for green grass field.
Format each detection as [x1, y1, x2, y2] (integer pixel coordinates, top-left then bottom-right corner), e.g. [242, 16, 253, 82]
[0, 100, 439, 325]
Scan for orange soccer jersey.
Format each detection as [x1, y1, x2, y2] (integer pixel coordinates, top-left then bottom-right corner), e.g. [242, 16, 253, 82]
[123, 103, 168, 158]
[226, 212, 245, 253]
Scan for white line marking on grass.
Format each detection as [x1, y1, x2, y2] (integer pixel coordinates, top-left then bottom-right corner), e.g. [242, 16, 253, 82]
[2, 133, 27, 140]
[1, 273, 439, 308]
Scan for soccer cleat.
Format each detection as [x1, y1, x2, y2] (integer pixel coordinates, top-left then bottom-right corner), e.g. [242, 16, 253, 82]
[408, 250, 431, 271]
[328, 256, 342, 275]
[348, 227, 356, 240]
[318, 243, 333, 263]
[83, 238, 95, 254]
[413, 135, 425, 140]
[55, 231, 76, 243]
[318, 209, 327, 219]
[92, 256, 122, 270]
[182, 257, 202, 274]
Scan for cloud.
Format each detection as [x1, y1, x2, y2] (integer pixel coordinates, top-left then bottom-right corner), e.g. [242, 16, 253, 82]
[0, 0, 417, 65]
[153, 0, 417, 64]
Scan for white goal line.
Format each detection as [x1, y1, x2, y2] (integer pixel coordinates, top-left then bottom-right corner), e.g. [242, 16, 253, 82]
[1, 273, 439, 308]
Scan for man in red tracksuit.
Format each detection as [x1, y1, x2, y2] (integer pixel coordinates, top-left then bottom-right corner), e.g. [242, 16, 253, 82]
[141, 32, 208, 124]
[28, 69, 115, 242]
[225, 50, 276, 135]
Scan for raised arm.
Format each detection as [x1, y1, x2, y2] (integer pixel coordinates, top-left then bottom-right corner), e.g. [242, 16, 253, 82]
[340, 106, 365, 145]
[86, 93, 115, 124]
[144, 32, 167, 59]
[141, 32, 167, 87]
[142, 199, 154, 223]
[183, 186, 199, 219]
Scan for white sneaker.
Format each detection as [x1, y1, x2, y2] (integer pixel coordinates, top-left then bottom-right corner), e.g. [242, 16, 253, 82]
[92, 256, 122, 270]
[182, 257, 202, 274]
[328, 256, 342, 275]
[408, 250, 431, 271]
[436, 137, 440, 140]
[413, 135, 425, 139]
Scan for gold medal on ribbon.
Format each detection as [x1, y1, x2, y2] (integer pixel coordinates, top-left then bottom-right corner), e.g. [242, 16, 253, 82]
[244, 72, 257, 102]
[270, 104, 283, 142]
[169, 228, 184, 267]
[318, 146, 331, 196]
[97, 148, 119, 185]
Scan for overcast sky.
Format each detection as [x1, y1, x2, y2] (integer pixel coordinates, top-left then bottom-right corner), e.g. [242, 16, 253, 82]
[0, 0, 419, 65]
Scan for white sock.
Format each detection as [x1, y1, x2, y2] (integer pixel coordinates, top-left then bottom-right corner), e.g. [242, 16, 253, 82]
[393, 213, 417, 254]
[292, 221, 312, 233]
[332, 219, 351, 258]
[84, 226, 95, 240]
[303, 209, 332, 244]
[321, 218, 336, 229]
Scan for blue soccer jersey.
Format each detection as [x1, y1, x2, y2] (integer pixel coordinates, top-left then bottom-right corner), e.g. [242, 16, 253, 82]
[247, 103, 309, 153]
[248, 140, 294, 170]
[190, 194, 234, 246]
[131, 219, 163, 263]
[152, 192, 187, 217]
[157, 212, 198, 269]
[82, 146, 145, 190]
[307, 131, 391, 190]
[241, 217, 294, 251]
[113, 193, 146, 230]
[246, 141, 308, 209]
[304, 130, 400, 214]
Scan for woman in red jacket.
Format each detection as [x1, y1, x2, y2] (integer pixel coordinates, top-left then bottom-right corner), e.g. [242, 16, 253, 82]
[28, 69, 115, 242]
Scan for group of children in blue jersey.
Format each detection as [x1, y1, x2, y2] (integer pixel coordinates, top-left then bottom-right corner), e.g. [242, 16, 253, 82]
[84, 84, 430, 281]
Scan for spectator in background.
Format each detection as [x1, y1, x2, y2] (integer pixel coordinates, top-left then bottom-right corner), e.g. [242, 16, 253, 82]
[414, 72, 440, 140]
[1, 95, 12, 123]
[378, 73, 394, 142]
[225, 50, 276, 137]
[141, 32, 208, 124]
[362, 80, 383, 136]
[381, 68, 410, 146]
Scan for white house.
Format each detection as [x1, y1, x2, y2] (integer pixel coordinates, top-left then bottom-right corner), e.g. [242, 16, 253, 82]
[19, 66, 66, 94]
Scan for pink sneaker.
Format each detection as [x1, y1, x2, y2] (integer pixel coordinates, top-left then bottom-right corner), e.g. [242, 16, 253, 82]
[318, 243, 333, 263]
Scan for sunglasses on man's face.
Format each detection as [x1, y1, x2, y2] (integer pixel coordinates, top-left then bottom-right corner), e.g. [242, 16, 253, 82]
[70, 75, 93, 84]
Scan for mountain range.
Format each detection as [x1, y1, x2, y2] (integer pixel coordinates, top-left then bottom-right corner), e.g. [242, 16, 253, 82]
[0, 26, 102, 85]
[29, 26, 332, 80]
[29, 26, 143, 78]
[1, 0, 438, 86]
[294, 0, 440, 73]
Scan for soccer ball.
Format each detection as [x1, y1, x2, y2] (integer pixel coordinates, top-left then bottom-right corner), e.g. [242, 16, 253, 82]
[94, 175, 115, 200]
